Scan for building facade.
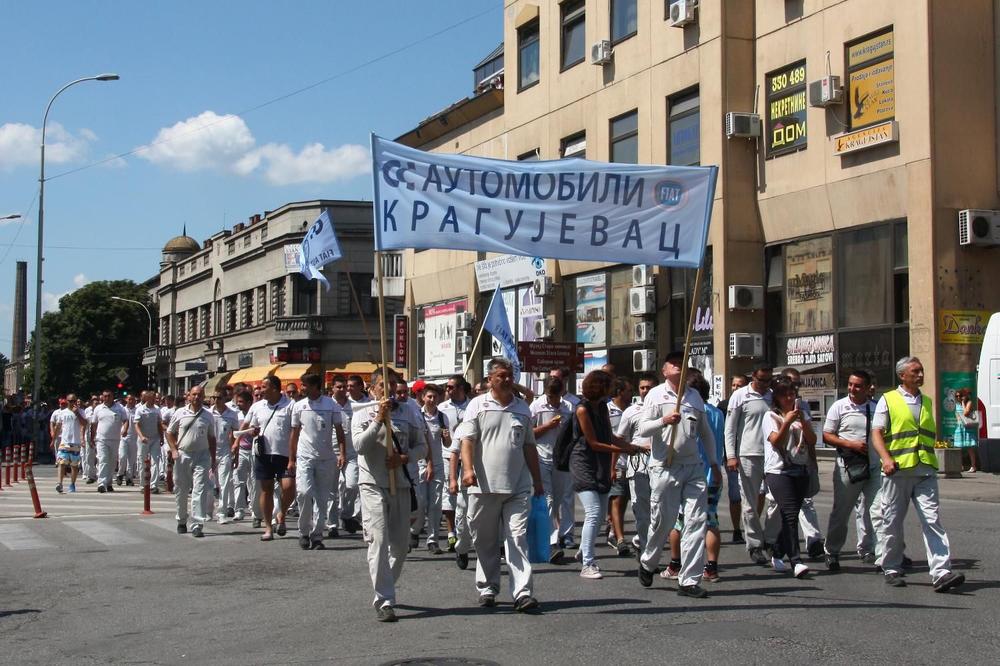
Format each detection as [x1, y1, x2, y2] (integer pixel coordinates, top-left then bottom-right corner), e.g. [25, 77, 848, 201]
[394, 0, 1000, 427]
[151, 200, 401, 395]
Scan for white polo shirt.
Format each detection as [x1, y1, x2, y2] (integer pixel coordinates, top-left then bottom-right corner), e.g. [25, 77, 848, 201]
[246, 395, 294, 457]
[824, 396, 878, 467]
[529, 396, 573, 463]
[134, 403, 163, 446]
[93, 403, 128, 442]
[455, 392, 536, 495]
[291, 395, 343, 461]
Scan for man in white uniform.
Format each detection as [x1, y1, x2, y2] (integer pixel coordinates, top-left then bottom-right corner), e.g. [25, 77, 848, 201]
[134, 391, 164, 494]
[91, 390, 128, 493]
[415, 383, 448, 555]
[439, 375, 471, 551]
[458, 357, 544, 612]
[352, 373, 426, 622]
[166, 386, 217, 537]
[82, 396, 99, 484]
[616, 373, 657, 553]
[232, 389, 255, 522]
[290, 373, 346, 550]
[159, 395, 177, 483]
[339, 374, 367, 534]
[244, 376, 295, 540]
[529, 375, 573, 563]
[211, 389, 239, 522]
[117, 395, 139, 486]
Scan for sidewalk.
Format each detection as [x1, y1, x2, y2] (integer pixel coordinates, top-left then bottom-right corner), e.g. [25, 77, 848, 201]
[814, 454, 1000, 503]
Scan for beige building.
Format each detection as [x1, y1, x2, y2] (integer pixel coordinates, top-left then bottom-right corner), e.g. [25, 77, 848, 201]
[150, 200, 401, 395]
[395, 0, 1000, 429]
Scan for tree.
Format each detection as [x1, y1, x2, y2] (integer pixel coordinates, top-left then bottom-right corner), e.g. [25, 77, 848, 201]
[24, 280, 154, 400]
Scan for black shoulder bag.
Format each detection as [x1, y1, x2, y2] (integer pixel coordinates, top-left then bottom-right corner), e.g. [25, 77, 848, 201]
[841, 405, 872, 484]
[252, 404, 278, 458]
[390, 430, 420, 512]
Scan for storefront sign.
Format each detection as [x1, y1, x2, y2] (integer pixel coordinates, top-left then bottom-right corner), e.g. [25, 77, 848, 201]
[394, 314, 408, 367]
[421, 299, 467, 377]
[517, 341, 585, 373]
[940, 371, 977, 442]
[847, 29, 895, 129]
[576, 273, 607, 347]
[847, 31, 894, 68]
[834, 120, 898, 155]
[785, 335, 835, 365]
[518, 286, 543, 342]
[475, 255, 546, 292]
[785, 237, 833, 333]
[938, 309, 992, 345]
[766, 61, 807, 156]
[800, 373, 835, 391]
[239, 351, 254, 368]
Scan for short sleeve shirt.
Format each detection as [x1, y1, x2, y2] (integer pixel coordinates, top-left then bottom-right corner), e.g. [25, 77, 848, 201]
[247, 396, 294, 457]
[291, 396, 342, 461]
[134, 403, 163, 444]
[529, 397, 573, 463]
[93, 404, 127, 441]
[455, 392, 536, 495]
[824, 397, 878, 466]
[167, 406, 215, 454]
[212, 407, 239, 454]
[53, 408, 86, 445]
[420, 408, 449, 473]
[439, 397, 471, 459]
[762, 412, 809, 474]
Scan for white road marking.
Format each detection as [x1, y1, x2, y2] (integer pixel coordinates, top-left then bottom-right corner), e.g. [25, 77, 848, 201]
[0, 523, 55, 550]
[65, 520, 146, 546]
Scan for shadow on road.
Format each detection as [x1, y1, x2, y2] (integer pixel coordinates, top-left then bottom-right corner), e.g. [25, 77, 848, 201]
[0, 609, 41, 619]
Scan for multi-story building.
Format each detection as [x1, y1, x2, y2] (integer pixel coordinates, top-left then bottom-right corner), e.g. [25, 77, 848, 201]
[394, 0, 999, 427]
[150, 199, 401, 395]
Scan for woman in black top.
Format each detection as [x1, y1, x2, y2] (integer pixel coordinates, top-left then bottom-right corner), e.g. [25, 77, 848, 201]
[572, 370, 641, 579]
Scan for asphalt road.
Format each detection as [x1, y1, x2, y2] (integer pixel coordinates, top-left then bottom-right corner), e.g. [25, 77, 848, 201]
[1, 463, 998, 665]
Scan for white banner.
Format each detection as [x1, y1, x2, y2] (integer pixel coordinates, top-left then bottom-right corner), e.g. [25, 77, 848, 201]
[475, 255, 546, 292]
[371, 135, 717, 268]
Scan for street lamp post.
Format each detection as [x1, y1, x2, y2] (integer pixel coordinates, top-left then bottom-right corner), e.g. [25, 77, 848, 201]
[110, 296, 153, 347]
[33, 74, 118, 431]
[0, 214, 22, 221]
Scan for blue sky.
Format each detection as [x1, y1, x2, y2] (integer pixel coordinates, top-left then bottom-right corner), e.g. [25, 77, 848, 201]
[0, 0, 501, 352]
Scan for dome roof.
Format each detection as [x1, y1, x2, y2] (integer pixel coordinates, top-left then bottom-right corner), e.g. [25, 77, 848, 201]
[163, 235, 200, 253]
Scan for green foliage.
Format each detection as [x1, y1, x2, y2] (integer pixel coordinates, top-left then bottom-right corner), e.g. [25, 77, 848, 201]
[25, 280, 154, 400]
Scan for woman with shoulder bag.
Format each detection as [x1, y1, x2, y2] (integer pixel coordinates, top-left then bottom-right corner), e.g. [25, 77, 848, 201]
[762, 377, 817, 578]
[570, 370, 642, 580]
[952, 388, 980, 473]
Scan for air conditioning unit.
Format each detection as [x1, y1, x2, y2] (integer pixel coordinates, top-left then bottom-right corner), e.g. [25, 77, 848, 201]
[533, 276, 554, 297]
[729, 333, 763, 359]
[632, 265, 654, 287]
[590, 40, 613, 66]
[728, 285, 765, 310]
[725, 112, 761, 139]
[633, 349, 657, 372]
[634, 321, 655, 343]
[629, 287, 656, 316]
[456, 333, 473, 354]
[808, 76, 843, 107]
[668, 0, 697, 27]
[958, 209, 1000, 247]
[534, 315, 556, 339]
[455, 312, 474, 331]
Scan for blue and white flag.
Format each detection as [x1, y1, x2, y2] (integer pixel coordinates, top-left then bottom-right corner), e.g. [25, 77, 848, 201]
[483, 286, 520, 376]
[299, 209, 343, 291]
[371, 135, 717, 268]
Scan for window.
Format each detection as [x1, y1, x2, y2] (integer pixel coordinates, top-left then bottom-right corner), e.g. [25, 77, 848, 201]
[176, 313, 186, 344]
[202, 254, 209, 267]
[243, 234, 251, 248]
[668, 89, 700, 166]
[240, 290, 254, 329]
[178, 263, 185, 277]
[836, 226, 891, 328]
[518, 20, 540, 90]
[293, 274, 317, 315]
[160, 317, 170, 345]
[766, 61, 807, 157]
[610, 111, 638, 164]
[257, 287, 267, 324]
[846, 27, 894, 129]
[337, 273, 376, 317]
[187, 309, 196, 341]
[225, 296, 237, 332]
[213, 281, 222, 336]
[227, 242, 235, 256]
[611, 0, 637, 43]
[609, 269, 634, 347]
[271, 278, 287, 318]
[786, 236, 833, 333]
[473, 47, 504, 89]
[517, 149, 540, 161]
[260, 225, 268, 241]
[561, 1, 586, 70]
[560, 132, 586, 158]
[200, 305, 209, 339]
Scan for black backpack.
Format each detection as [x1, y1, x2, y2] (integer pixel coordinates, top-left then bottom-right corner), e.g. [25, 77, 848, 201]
[553, 403, 588, 472]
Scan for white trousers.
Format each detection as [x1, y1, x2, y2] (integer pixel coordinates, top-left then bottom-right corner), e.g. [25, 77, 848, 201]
[138, 440, 162, 487]
[411, 467, 445, 545]
[215, 451, 235, 515]
[235, 449, 257, 516]
[81, 437, 97, 481]
[360, 483, 411, 607]
[468, 491, 533, 600]
[538, 459, 574, 546]
[454, 483, 473, 554]
[825, 463, 883, 557]
[339, 457, 361, 523]
[736, 456, 765, 550]
[640, 463, 707, 587]
[175, 449, 212, 528]
[880, 473, 953, 581]
[95, 438, 119, 488]
[117, 437, 138, 479]
[297, 457, 338, 540]
[628, 472, 651, 550]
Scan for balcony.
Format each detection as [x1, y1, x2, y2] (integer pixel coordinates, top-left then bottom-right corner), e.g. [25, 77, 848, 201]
[273, 315, 325, 341]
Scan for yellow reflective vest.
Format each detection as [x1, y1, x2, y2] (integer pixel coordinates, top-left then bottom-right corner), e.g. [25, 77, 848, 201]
[883, 390, 938, 470]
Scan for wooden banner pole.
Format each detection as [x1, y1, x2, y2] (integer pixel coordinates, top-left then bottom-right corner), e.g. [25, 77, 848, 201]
[460, 288, 499, 378]
[666, 265, 705, 467]
[374, 251, 396, 496]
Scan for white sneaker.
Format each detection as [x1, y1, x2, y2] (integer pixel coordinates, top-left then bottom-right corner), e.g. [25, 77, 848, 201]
[793, 562, 810, 578]
[234, 509, 245, 521]
[580, 564, 603, 579]
[631, 534, 641, 549]
[771, 556, 789, 573]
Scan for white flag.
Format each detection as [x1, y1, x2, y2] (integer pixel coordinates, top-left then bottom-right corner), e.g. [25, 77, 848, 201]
[299, 209, 342, 291]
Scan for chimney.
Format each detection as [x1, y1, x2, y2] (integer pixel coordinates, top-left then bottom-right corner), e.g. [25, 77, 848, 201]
[11, 261, 27, 361]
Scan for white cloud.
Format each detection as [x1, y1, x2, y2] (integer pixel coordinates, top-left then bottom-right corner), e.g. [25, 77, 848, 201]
[139, 111, 369, 185]
[100, 153, 128, 169]
[73, 273, 89, 289]
[0, 122, 97, 171]
[41, 274, 89, 313]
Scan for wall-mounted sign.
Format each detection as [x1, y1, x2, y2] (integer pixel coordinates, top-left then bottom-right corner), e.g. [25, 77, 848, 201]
[475, 255, 546, 292]
[847, 28, 895, 129]
[283, 245, 302, 273]
[785, 334, 835, 365]
[420, 299, 468, 377]
[238, 351, 254, 368]
[394, 314, 408, 367]
[939, 309, 992, 345]
[517, 341, 585, 373]
[766, 60, 807, 156]
[833, 120, 899, 155]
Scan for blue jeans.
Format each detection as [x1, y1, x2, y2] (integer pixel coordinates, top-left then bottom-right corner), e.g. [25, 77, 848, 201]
[577, 490, 609, 566]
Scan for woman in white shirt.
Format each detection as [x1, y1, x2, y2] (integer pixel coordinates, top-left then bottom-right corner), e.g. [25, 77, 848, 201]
[762, 377, 816, 578]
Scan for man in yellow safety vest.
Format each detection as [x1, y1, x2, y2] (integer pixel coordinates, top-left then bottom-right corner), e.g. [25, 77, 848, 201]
[871, 356, 964, 592]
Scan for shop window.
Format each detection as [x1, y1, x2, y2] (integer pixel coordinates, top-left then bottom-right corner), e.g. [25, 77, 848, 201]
[518, 20, 540, 91]
[560, 132, 586, 159]
[785, 236, 833, 333]
[846, 27, 894, 129]
[575, 273, 607, 347]
[610, 110, 638, 164]
[609, 269, 634, 347]
[611, 0, 637, 44]
[838, 328, 894, 390]
[836, 226, 891, 328]
[668, 89, 700, 166]
[561, 0, 586, 71]
[765, 61, 807, 157]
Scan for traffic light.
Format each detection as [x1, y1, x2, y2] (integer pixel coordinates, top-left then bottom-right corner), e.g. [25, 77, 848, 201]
[117, 382, 123, 390]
